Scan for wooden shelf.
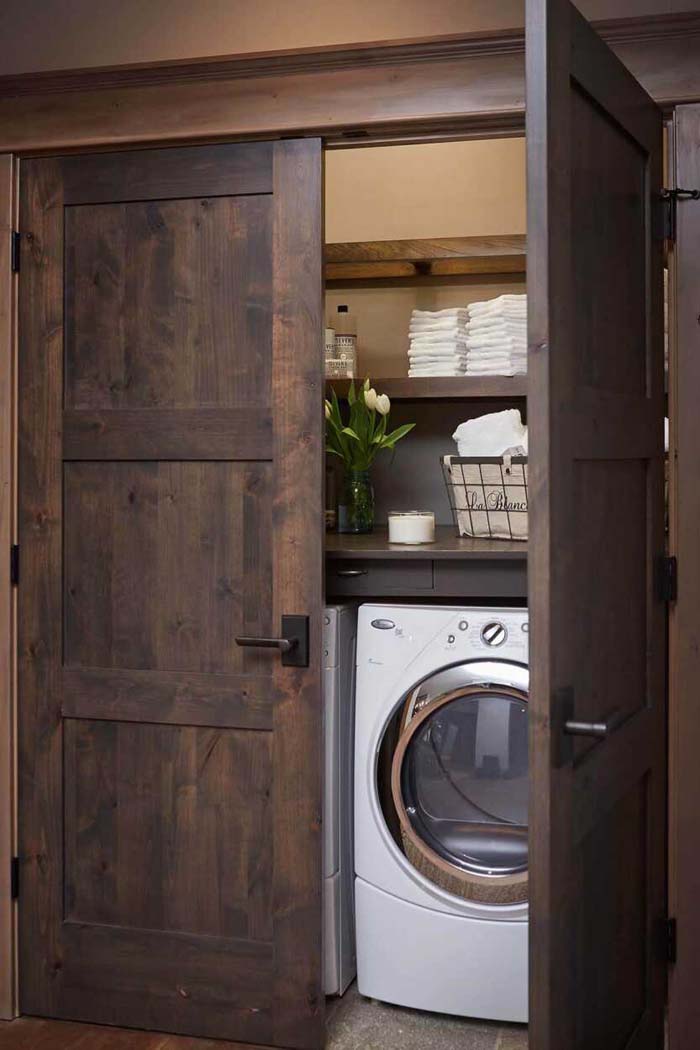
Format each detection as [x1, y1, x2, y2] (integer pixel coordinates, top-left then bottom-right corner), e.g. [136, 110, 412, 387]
[326, 526, 527, 561]
[327, 376, 527, 401]
[325, 235, 526, 281]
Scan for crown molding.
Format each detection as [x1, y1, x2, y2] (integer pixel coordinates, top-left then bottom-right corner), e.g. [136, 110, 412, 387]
[0, 12, 698, 99]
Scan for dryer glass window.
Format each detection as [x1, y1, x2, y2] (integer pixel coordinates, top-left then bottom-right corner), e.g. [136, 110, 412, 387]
[401, 693, 528, 877]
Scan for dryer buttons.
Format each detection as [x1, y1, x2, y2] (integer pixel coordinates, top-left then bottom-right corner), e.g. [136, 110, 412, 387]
[371, 618, 395, 630]
[458, 620, 469, 631]
[481, 621, 507, 647]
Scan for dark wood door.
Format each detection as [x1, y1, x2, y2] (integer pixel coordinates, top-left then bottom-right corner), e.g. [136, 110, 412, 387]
[18, 139, 324, 1049]
[527, 2, 666, 1048]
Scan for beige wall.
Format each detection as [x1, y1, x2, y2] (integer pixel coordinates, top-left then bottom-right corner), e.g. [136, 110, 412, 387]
[0, 0, 691, 75]
[325, 138, 526, 377]
[325, 140, 526, 243]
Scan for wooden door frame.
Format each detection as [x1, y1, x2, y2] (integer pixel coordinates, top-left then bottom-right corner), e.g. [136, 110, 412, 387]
[1, 10, 699, 1026]
[667, 102, 700, 1050]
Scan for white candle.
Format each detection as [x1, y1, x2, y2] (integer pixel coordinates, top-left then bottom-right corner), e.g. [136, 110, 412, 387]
[388, 511, 435, 545]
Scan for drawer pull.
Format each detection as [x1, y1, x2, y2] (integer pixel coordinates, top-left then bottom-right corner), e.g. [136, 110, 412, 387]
[336, 568, 368, 578]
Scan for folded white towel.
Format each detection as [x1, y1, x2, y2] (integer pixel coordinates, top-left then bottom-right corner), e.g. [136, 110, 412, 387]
[409, 370, 466, 377]
[468, 294, 526, 312]
[468, 300, 526, 316]
[409, 329, 467, 343]
[411, 308, 469, 319]
[409, 358, 467, 370]
[468, 317, 527, 335]
[465, 362, 527, 375]
[453, 409, 528, 457]
[466, 340, 526, 355]
[467, 354, 526, 367]
[407, 346, 468, 359]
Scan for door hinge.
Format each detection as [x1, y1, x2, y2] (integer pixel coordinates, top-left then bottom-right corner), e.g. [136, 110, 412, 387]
[667, 917, 677, 964]
[10, 857, 19, 900]
[9, 544, 19, 586]
[660, 188, 700, 242]
[656, 554, 677, 603]
[10, 230, 20, 273]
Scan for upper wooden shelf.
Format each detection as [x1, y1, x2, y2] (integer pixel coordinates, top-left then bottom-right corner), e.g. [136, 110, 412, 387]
[327, 376, 527, 401]
[326, 526, 527, 561]
[325, 235, 527, 281]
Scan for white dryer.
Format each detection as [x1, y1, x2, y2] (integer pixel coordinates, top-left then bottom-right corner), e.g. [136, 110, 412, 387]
[354, 604, 529, 1023]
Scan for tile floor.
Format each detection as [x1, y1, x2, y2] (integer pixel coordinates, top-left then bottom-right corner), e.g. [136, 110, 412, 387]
[326, 984, 528, 1050]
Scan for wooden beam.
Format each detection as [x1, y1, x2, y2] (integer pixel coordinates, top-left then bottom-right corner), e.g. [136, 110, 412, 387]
[0, 15, 697, 153]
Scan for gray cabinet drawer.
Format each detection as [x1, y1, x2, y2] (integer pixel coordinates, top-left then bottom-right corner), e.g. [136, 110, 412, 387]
[433, 559, 527, 598]
[326, 559, 433, 596]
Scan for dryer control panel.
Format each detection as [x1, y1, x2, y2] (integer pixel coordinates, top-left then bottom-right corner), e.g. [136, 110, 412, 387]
[441, 609, 528, 662]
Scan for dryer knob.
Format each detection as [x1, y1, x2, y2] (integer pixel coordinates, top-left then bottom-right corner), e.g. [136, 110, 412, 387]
[481, 621, 507, 647]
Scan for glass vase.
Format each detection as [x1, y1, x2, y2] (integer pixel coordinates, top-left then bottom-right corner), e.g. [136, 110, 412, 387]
[338, 469, 374, 534]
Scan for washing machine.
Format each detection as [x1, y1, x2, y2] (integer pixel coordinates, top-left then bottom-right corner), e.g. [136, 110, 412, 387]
[354, 604, 528, 1023]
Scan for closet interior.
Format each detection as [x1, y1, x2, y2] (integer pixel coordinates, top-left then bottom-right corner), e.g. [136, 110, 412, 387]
[323, 136, 529, 600]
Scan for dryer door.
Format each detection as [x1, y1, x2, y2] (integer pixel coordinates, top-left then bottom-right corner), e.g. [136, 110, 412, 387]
[391, 665, 528, 904]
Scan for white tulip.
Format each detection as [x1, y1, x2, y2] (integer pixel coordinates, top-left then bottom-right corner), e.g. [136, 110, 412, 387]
[364, 387, 378, 411]
[376, 393, 391, 416]
[324, 399, 332, 420]
[363, 377, 371, 391]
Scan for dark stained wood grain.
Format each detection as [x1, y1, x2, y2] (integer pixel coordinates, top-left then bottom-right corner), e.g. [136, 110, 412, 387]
[63, 720, 273, 940]
[64, 196, 272, 409]
[63, 410, 273, 460]
[0, 16, 699, 153]
[63, 461, 272, 673]
[526, 3, 666, 1049]
[325, 235, 526, 279]
[61, 668, 276, 730]
[0, 153, 16, 1021]
[18, 138, 324, 1047]
[325, 526, 527, 560]
[327, 376, 528, 401]
[270, 139, 324, 1050]
[0, 1016, 278, 1050]
[667, 103, 700, 1050]
[17, 157, 65, 1019]
[60, 142, 273, 205]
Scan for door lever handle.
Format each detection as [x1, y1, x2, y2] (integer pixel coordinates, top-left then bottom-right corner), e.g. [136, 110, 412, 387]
[235, 615, 309, 668]
[235, 635, 294, 652]
[564, 708, 623, 739]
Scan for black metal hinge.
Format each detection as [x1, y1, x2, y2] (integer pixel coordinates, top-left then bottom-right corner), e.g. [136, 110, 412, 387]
[657, 555, 677, 603]
[667, 917, 677, 964]
[660, 188, 700, 242]
[10, 230, 20, 273]
[10, 857, 19, 900]
[10, 544, 19, 586]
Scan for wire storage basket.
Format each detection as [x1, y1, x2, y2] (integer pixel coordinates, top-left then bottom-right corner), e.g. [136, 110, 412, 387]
[441, 454, 528, 541]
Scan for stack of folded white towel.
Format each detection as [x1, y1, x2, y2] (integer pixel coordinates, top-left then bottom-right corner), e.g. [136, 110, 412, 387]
[465, 294, 527, 375]
[407, 308, 468, 377]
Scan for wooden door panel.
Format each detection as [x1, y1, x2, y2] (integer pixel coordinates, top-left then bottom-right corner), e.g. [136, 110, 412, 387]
[570, 89, 647, 395]
[64, 461, 273, 673]
[64, 719, 273, 940]
[527, 2, 666, 1048]
[19, 139, 324, 1048]
[65, 196, 272, 409]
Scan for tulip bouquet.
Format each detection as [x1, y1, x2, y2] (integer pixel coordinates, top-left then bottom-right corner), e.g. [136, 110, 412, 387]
[325, 379, 415, 533]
